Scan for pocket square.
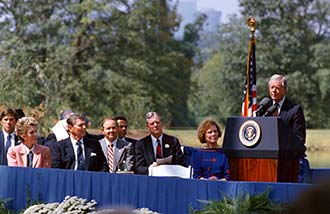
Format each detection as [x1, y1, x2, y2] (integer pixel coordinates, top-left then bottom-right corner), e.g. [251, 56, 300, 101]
[90, 152, 97, 157]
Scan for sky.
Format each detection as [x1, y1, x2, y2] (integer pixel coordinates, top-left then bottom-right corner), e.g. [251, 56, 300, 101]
[182, 0, 240, 23]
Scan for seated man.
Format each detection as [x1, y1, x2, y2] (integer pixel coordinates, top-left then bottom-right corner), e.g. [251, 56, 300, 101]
[51, 113, 108, 172]
[99, 118, 134, 173]
[0, 108, 20, 166]
[114, 115, 137, 145]
[135, 112, 185, 175]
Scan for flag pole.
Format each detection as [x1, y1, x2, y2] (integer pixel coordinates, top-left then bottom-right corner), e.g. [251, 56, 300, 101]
[242, 16, 257, 117]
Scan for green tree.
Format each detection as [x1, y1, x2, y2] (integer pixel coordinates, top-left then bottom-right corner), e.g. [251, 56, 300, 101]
[239, 0, 330, 127]
[0, 0, 202, 130]
[190, 16, 250, 125]
[192, 0, 330, 128]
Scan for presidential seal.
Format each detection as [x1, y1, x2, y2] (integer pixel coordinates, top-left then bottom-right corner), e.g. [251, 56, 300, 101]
[239, 120, 261, 147]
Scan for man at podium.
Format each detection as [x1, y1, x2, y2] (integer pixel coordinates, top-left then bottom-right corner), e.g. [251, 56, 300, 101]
[268, 74, 310, 182]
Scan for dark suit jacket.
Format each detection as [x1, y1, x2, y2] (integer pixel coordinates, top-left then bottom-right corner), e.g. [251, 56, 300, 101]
[121, 136, 137, 156]
[51, 137, 108, 172]
[99, 138, 135, 172]
[123, 137, 137, 144]
[135, 133, 185, 175]
[279, 97, 306, 155]
[0, 131, 19, 165]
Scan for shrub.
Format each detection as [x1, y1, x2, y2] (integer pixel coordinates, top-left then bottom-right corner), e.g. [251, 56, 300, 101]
[191, 188, 288, 214]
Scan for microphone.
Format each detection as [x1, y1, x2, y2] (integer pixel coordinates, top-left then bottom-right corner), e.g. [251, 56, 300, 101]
[255, 97, 272, 116]
[263, 104, 277, 117]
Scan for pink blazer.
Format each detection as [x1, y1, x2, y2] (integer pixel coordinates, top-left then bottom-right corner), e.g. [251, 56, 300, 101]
[7, 143, 52, 168]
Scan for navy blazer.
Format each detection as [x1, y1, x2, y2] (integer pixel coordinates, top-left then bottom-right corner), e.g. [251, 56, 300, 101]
[279, 98, 306, 155]
[0, 131, 19, 165]
[123, 137, 137, 144]
[135, 133, 185, 175]
[51, 137, 108, 172]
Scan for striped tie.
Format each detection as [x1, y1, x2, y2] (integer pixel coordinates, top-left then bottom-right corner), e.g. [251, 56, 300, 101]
[76, 141, 85, 170]
[108, 144, 114, 173]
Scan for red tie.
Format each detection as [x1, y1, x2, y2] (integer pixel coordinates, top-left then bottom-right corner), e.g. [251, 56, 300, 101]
[156, 139, 162, 159]
[108, 144, 114, 172]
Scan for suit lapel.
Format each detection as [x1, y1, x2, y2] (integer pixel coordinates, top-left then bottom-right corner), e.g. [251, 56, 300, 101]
[162, 134, 171, 158]
[279, 99, 291, 121]
[146, 136, 156, 162]
[33, 144, 41, 167]
[113, 139, 125, 170]
[18, 144, 28, 167]
[83, 138, 92, 170]
[64, 139, 75, 169]
[99, 138, 107, 158]
[0, 132, 5, 164]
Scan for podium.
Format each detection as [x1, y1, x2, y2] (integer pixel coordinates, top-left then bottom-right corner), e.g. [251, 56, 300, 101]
[223, 116, 305, 182]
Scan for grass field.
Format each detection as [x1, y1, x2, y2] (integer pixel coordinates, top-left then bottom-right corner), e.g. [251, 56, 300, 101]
[151, 129, 330, 168]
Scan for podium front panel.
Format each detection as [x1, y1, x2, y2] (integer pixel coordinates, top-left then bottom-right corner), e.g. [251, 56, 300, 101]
[223, 116, 288, 159]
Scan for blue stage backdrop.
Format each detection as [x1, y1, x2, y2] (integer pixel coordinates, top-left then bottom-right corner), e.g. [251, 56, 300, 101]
[0, 166, 316, 213]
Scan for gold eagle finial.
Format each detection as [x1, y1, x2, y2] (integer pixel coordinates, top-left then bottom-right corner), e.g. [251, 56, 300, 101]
[247, 16, 257, 39]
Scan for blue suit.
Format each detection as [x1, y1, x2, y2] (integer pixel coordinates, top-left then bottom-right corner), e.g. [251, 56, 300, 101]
[193, 148, 230, 180]
[51, 137, 108, 172]
[0, 131, 19, 165]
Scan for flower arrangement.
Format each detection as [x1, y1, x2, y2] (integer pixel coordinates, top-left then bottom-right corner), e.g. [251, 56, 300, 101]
[22, 196, 159, 214]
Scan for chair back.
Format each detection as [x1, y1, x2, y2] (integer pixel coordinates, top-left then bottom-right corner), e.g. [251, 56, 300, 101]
[148, 165, 192, 179]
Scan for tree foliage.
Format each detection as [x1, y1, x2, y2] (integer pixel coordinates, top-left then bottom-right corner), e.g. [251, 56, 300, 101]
[0, 0, 329, 131]
[0, 0, 201, 131]
[191, 0, 330, 128]
[240, 0, 330, 128]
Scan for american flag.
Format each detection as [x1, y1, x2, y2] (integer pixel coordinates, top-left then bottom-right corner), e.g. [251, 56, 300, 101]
[241, 39, 257, 117]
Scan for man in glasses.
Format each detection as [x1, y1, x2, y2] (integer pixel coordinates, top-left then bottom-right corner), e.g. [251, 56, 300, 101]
[135, 112, 185, 175]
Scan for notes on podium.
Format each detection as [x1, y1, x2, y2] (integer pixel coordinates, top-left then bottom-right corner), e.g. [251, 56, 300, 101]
[156, 155, 173, 165]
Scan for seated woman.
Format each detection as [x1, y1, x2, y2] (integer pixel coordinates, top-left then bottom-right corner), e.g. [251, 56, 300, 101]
[7, 117, 51, 168]
[193, 118, 230, 180]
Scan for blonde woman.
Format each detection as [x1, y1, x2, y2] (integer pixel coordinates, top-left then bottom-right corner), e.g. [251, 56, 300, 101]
[7, 117, 51, 168]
